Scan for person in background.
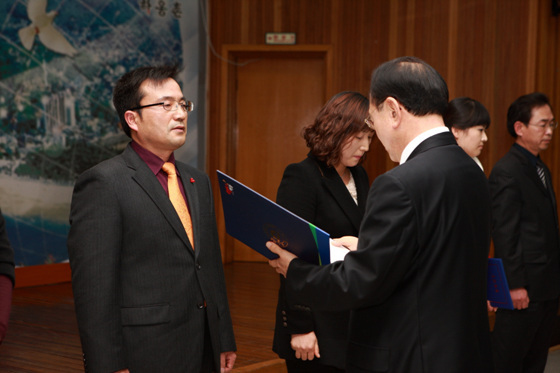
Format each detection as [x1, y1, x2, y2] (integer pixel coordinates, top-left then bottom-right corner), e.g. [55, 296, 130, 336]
[444, 96, 491, 170]
[267, 56, 493, 372]
[489, 92, 559, 373]
[444, 97, 497, 312]
[273, 91, 373, 373]
[68, 66, 236, 373]
[0, 209, 15, 345]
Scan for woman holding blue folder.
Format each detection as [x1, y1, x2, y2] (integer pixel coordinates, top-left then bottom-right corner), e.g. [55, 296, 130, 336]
[273, 91, 373, 372]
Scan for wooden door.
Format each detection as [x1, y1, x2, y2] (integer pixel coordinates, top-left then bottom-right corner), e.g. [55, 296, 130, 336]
[222, 47, 331, 262]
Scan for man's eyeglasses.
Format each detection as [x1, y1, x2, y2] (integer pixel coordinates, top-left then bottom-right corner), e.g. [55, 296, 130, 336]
[528, 120, 558, 130]
[365, 116, 374, 131]
[129, 100, 194, 113]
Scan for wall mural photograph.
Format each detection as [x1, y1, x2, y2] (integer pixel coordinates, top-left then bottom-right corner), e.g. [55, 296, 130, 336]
[0, 0, 202, 267]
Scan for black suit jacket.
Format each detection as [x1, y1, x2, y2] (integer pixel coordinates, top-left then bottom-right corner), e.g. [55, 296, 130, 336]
[284, 132, 493, 372]
[273, 154, 369, 368]
[68, 144, 236, 373]
[489, 145, 560, 301]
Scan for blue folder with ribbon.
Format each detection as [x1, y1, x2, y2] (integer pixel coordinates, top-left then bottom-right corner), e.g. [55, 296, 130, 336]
[217, 170, 331, 265]
[487, 258, 514, 310]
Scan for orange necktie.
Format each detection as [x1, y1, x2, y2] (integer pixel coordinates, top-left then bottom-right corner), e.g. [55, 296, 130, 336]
[162, 162, 194, 249]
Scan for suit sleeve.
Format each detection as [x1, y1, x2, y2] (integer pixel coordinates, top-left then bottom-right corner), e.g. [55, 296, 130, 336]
[489, 167, 527, 290]
[276, 163, 319, 333]
[67, 168, 127, 372]
[285, 172, 418, 311]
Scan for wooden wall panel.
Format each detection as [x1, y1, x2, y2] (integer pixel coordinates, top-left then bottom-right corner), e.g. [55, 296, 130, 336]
[488, 1, 532, 167]
[208, 0, 560, 262]
[536, 0, 560, 195]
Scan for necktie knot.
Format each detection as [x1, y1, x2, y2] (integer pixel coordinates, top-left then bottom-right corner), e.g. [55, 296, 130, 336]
[162, 162, 177, 176]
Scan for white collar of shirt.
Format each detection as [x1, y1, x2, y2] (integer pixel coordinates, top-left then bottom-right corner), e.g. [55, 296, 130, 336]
[473, 156, 484, 171]
[400, 126, 449, 164]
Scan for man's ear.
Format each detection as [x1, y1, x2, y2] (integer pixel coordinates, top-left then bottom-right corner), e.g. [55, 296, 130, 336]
[514, 121, 526, 138]
[125, 110, 139, 132]
[384, 97, 401, 128]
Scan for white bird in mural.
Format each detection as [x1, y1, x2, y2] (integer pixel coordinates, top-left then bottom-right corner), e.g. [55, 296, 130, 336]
[18, 0, 77, 57]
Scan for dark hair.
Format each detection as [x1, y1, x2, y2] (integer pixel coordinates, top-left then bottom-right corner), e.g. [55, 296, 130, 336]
[369, 56, 448, 117]
[444, 97, 491, 130]
[506, 92, 551, 138]
[112, 66, 180, 137]
[303, 91, 370, 167]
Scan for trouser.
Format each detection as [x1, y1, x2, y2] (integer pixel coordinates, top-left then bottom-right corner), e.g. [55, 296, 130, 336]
[492, 298, 559, 373]
[200, 315, 216, 373]
[285, 358, 345, 373]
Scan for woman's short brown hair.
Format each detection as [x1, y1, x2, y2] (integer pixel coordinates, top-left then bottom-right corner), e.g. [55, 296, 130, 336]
[303, 91, 371, 167]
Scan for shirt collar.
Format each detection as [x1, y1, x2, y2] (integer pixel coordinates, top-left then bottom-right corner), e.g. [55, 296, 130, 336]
[400, 126, 449, 164]
[472, 156, 484, 171]
[513, 143, 540, 167]
[130, 141, 176, 175]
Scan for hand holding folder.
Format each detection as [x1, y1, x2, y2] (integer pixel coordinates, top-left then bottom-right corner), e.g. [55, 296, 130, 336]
[487, 258, 514, 310]
[217, 170, 332, 265]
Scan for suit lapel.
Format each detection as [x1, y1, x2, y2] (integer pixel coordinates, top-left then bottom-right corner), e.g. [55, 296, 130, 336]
[511, 146, 549, 197]
[542, 164, 558, 207]
[543, 164, 559, 227]
[510, 146, 558, 227]
[316, 160, 364, 232]
[527, 163, 549, 196]
[353, 167, 369, 215]
[175, 162, 199, 253]
[122, 146, 195, 253]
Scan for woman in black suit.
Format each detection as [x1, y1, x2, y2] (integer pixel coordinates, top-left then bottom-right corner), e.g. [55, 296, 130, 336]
[273, 91, 373, 372]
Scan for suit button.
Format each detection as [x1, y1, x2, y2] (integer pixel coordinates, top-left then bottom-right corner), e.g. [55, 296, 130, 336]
[283, 322, 288, 327]
[281, 310, 286, 315]
[196, 263, 202, 270]
[197, 303, 205, 309]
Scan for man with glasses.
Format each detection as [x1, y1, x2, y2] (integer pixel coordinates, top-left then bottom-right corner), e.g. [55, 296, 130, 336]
[68, 66, 236, 373]
[490, 92, 560, 373]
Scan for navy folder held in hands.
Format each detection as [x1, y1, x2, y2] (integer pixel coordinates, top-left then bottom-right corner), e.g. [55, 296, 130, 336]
[487, 258, 514, 310]
[217, 170, 331, 265]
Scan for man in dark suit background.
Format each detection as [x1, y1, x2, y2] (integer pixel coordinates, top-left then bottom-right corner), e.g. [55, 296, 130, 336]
[267, 56, 493, 372]
[68, 66, 236, 373]
[489, 92, 560, 373]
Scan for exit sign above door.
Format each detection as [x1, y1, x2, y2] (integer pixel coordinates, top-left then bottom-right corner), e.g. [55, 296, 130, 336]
[265, 32, 296, 45]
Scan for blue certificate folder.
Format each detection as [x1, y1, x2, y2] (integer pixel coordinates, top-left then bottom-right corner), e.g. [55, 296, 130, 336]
[217, 170, 331, 265]
[487, 258, 514, 310]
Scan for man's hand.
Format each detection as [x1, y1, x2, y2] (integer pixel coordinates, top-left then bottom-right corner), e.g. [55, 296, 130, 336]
[332, 236, 358, 251]
[267, 241, 298, 277]
[510, 287, 530, 310]
[290, 331, 320, 361]
[487, 300, 497, 312]
[220, 351, 236, 373]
